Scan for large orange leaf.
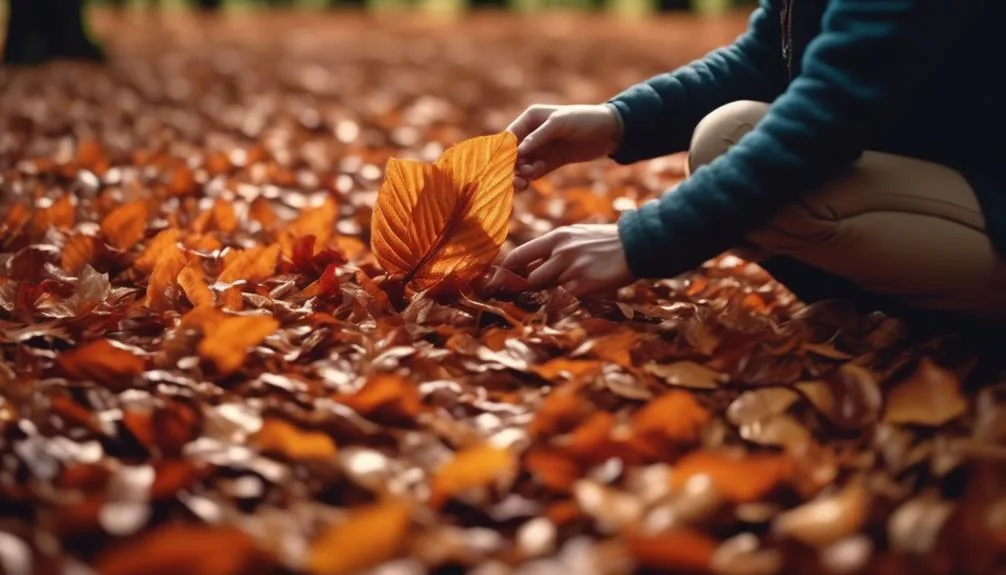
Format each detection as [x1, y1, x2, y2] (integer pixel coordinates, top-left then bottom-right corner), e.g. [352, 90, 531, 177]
[371, 131, 517, 288]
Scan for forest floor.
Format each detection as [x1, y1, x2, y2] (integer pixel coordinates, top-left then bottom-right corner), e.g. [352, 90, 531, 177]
[1, 10, 1004, 575]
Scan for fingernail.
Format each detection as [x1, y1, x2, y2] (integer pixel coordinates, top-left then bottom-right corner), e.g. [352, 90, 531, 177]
[514, 177, 527, 190]
[518, 163, 533, 175]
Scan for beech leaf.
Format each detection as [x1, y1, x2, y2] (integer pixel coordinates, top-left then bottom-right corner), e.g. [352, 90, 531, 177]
[371, 131, 517, 288]
[308, 500, 412, 575]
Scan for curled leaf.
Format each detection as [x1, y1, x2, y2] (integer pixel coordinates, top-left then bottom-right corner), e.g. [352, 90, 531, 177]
[885, 357, 967, 426]
[773, 479, 870, 548]
[56, 339, 145, 389]
[645, 361, 727, 390]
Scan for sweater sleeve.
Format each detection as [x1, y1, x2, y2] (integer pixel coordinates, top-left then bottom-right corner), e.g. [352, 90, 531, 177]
[607, 0, 787, 164]
[616, 0, 980, 280]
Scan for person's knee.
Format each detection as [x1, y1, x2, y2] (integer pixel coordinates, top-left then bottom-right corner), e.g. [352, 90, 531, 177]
[688, 100, 770, 174]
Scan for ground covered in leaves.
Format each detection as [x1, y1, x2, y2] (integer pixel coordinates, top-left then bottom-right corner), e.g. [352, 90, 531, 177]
[2, 9, 1005, 575]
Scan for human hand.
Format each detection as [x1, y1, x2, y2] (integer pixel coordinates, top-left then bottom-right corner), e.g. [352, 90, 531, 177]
[506, 104, 623, 191]
[489, 224, 634, 297]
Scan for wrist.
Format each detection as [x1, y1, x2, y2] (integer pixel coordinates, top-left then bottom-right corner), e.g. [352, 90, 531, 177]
[603, 103, 625, 155]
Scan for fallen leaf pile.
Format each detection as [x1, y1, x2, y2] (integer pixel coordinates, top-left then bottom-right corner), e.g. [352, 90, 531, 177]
[1, 9, 1005, 575]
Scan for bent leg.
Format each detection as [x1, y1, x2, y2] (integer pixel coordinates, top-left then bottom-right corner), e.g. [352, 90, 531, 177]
[689, 101, 1006, 320]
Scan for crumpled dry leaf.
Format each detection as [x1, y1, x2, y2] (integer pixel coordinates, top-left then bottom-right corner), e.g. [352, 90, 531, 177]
[773, 479, 870, 548]
[630, 391, 711, 456]
[196, 311, 279, 375]
[94, 524, 265, 575]
[336, 373, 423, 426]
[671, 450, 795, 504]
[645, 360, 727, 390]
[885, 357, 967, 426]
[100, 201, 149, 251]
[626, 528, 718, 573]
[371, 131, 517, 289]
[56, 339, 145, 389]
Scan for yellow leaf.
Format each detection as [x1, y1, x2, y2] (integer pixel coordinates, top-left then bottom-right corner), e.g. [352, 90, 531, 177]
[101, 201, 149, 251]
[429, 444, 516, 507]
[308, 500, 412, 575]
[197, 314, 279, 375]
[254, 418, 337, 461]
[370, 131, 517, 289]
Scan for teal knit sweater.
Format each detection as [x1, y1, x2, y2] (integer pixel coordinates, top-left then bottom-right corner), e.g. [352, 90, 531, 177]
[609, 0, 1005, 279]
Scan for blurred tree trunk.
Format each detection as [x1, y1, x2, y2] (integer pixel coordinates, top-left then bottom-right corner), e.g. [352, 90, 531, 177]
[196, 0, 224, 10]
[2, 0, 105, 65]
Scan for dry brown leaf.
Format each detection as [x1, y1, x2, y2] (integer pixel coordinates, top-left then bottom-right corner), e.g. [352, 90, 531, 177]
[626, 529, 718, 572]
[254, 418, 337, 461]
[774, 479, 870, 548]
[62, 233, 99, 274]
[146, 243, 188, 310]
[524, 446, 581, 493]
[197, 313, 279, 375]
[586, 330, 638, 370]
[528, 385, 594, 440]
[336, 373, 423, 426]
[33, 195, 76, 232]
[100, 201, 149, 251]
[56, 339, 145, 389]
[631, 391, 711, 447]
[178, 257, 214, 307]
[885, 357, 967, 426]
[135, 228, 183, 273]
[532, 359, 603, 382]
[645, 360, 727, 390]
[308, 500, 412, 575]
[94, 524, 261, 575]
[371, 131, 517, 288]
[289, 196, 339, 243]
[429, 443, 516, 507]
[671, 450, 795, 504]
[218, 244, 281, 284]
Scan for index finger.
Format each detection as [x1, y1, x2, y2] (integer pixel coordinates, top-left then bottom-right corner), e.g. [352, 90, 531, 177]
[506, 105, 554, 143]
[499, 231, 562, 273]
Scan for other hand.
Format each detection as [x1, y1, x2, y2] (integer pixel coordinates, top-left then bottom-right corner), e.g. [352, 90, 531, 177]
[506, 104, 623, 191]
[491, 224, 634, 297]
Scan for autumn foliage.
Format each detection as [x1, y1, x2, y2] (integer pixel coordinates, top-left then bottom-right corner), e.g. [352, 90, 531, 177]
[0, 10, 1004, 575]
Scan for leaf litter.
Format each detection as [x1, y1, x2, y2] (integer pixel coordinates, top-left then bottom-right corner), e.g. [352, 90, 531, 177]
[0, 9, 1004, 575]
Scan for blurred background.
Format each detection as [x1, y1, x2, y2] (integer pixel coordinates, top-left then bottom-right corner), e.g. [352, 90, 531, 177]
[1, 0, 756, 66]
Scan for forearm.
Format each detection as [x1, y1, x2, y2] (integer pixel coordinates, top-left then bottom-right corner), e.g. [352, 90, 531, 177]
[616, 0, 978, 279]
[607, 0, 787, 164]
